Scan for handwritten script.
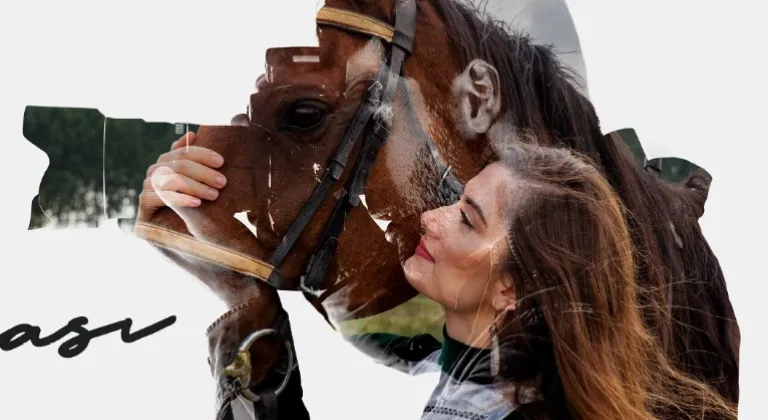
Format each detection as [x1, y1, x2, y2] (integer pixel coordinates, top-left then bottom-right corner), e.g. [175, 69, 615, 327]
[0, 315, 177, 358]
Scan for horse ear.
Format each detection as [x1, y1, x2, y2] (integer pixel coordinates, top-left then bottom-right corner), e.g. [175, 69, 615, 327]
[453, 59, 502, 139]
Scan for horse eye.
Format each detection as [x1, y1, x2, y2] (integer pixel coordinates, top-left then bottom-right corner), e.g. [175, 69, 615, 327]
[282, 100, 328, 132]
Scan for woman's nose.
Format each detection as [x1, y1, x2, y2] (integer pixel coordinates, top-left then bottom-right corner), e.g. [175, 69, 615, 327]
[420, 211, 432, 236]
[420, 209, 443, 237]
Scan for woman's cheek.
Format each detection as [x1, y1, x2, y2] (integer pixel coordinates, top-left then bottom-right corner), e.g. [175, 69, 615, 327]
[452, 247, 486, 270]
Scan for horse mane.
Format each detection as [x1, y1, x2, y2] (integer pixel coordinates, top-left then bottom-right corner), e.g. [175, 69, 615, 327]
[428, 0, 740, 406]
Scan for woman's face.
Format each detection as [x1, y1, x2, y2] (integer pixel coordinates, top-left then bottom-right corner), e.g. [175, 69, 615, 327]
[403, 162, 515, 314]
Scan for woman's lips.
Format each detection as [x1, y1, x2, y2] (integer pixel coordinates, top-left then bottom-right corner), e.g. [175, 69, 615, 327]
[415, 238, 435, 262]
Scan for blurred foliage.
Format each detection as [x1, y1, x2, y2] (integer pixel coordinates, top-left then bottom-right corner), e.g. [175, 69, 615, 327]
[23, 105, 198, 229]
[646, 157, 700, 184]
[22, 108, 704, 341]
[23, 109, 701, 230]
[614, 127, 647, 168]
[337, 294, 446, 342]
[612, 128, 703, 183]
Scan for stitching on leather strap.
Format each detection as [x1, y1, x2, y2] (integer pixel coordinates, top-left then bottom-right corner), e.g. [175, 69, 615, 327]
[135, 221, 275, 275]
[206, 300, 263, 335]
[423, 405, 489, 420]
[317, 7, 395, 42]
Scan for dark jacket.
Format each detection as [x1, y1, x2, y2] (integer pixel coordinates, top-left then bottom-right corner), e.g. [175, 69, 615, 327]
[350, 327, 535, 420]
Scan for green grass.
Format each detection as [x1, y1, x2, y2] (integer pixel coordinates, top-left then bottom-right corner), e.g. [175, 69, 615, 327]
[337, 294, 445, 341]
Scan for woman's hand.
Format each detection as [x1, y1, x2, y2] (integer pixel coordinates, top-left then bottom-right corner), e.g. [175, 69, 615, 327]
[136, 132, 227, 221]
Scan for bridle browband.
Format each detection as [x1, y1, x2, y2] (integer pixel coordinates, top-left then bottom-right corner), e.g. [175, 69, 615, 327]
[136, 2, 463, 418]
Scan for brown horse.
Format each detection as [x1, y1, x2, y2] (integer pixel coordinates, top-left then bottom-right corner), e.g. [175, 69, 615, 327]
[134, 0, 740, 418]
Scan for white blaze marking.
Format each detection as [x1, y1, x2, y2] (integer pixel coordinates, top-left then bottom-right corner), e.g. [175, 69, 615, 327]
[234, 211, 258, 238]
[374, 219, 391, 232]
[359, 195, 391, 232]
[267, 199, 275, 231]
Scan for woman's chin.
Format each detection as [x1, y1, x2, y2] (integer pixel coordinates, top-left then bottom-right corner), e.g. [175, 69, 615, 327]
[402, 256, 426, 288]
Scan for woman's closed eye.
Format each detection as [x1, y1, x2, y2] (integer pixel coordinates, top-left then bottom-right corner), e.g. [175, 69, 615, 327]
[460, 209, 473, 229]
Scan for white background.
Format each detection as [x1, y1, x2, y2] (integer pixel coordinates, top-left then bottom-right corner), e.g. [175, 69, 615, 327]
[0, 0, 765, 418]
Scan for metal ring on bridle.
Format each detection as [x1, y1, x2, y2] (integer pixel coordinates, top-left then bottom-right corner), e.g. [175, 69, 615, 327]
[222, 328, 296, 402]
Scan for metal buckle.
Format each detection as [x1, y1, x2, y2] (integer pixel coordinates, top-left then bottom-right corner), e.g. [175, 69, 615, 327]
[222, 328, 296, 402]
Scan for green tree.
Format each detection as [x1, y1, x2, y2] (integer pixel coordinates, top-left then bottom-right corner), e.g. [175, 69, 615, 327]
[23, 105, 198, 229]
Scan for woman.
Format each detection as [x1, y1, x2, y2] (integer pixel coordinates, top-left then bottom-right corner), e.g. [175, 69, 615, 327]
[138, 134, 736, 419]
[401, 142, 737, 420]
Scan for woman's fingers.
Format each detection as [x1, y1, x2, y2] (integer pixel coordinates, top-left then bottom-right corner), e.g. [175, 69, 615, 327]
[138, 179, 200, 217]
[146, 158, 227, 190]
[153, 189, 202, 208]
[137, 166, 211, 221]
[156, 145, 224, 168]
[150, 166, 221, 203]
[171, 132, 197, 150]
[147, 145, 225, 185]
[136, 177, 197, 222]
[137, 132, 227, 221]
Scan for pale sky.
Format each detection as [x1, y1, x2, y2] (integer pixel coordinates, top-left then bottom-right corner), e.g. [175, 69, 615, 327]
[483, 0, 588, 95]
[1, 1, 764, 419]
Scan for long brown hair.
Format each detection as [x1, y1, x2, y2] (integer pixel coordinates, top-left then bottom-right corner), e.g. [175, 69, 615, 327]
[429, 0, 739, 404]
[492, 142, 737, 420]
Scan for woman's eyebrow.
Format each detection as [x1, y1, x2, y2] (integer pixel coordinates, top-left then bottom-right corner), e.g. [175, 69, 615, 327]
[464, 196, 488, 227]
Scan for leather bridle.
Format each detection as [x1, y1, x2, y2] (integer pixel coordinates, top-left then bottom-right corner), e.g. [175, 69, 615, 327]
[135, 2, 464, 418]
[264, 3, 462, 297]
